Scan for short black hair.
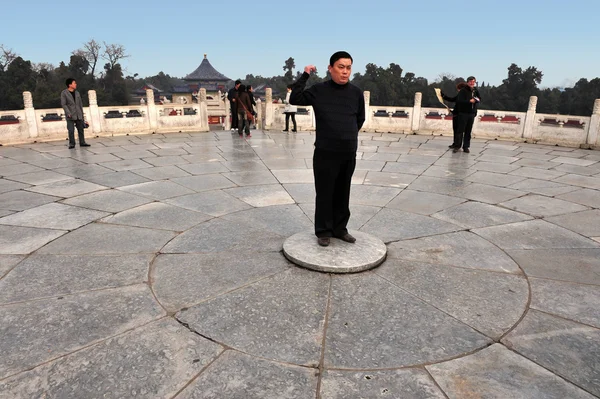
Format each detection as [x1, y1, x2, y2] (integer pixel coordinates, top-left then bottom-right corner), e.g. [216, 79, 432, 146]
[329, 51, 353, 67]
[287, 84, 293, 90]
[467, 76, 476, 82]
[238, 84, 246, 92]
[247, 85, 252, 91]
[65, 78, 76, 87]
[235, 80, 242, 85]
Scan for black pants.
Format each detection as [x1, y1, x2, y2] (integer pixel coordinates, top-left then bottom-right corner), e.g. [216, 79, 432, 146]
[313, 151, 356, 238]
[454, 113, 475, 149]
[285, 112, 297, 131]
[231, 105, 238, 129]
[237, 112, 250, 135]
[67, 119, 86, 146]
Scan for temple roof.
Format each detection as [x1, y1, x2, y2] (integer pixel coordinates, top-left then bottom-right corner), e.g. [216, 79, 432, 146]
[184, 54, 231, 82]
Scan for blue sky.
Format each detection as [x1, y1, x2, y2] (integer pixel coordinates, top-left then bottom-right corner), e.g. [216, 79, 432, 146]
[2, 0, 598, 88]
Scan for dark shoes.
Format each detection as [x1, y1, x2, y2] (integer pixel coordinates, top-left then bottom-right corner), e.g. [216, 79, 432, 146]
[452, 148, 460, 153]
[283, 129, 289, 132]
[337, 233, 356, 243]
[463, 148, 470, 153]
[292, 129, 297, 133]
[68, 144, 75, 149]
[317, 237, 330, 247]
[80, 143, 91, 147]
[448, 144, 458, 149]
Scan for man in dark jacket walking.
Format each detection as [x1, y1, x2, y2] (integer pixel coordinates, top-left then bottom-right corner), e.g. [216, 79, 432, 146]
[290, 51, 365, 247]
[227, 80, 241, 130]
[449, 76, 480, 153]
[60, 78, 90, 149]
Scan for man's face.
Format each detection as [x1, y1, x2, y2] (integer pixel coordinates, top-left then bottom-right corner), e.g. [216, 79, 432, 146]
[69, 80, 77, 90]
[328, 58, 352, 85]
[235, 84, 240, 89]
[467, 79, 476, 88]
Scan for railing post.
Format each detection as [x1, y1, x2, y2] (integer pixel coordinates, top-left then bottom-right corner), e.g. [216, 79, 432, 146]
[587, 99, 600, 147]
[256, 99, 263, 129]
[224, 97, 231, 130]
[23, 91, 39, 139]
[363, 91, 371, 131]
[522, 96, 538, 141]
[88, 90, 102, 134]
[411, 92, 422, 132]
[146, 89, 158, 131]
[265, 88, 273, 129]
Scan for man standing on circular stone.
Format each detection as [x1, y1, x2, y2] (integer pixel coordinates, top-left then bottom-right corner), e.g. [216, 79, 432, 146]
[290, 51, 365, 247]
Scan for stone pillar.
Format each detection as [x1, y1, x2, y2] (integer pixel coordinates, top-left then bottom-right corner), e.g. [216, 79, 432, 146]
[199, 101, 209, 132]
[224, 98, 231, 130]
[411, 92, 422, 132]
[256, 99, 263, 129]
[199, 88, 207, 103]
[265, 88, 273, 129]
[586, 99, 600, 146]
[363, 91, 371, 131]
[146, 89, 158, 131]
[88, 90, 102, 134]
[522, 96, 538, 140]
[22, 92, 39, 139]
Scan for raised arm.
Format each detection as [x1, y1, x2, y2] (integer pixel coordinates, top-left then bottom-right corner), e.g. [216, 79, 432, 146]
[289, 65, 317, 106]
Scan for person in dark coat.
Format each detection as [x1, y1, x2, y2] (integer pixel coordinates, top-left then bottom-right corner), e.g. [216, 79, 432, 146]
[60, 78, 90, 149]
[236, 84, 254, 138]
[227, 80, 241, 130]
[449, 76, 481, 153]
[441, 82, 468, 150]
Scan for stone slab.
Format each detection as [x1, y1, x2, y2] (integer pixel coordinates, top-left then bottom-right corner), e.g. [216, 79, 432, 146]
[545, 209, 600, 237]
[508, 178, 579, 196]
[0, 284, 164, 380]
[178, 351, 317, 399]
[223, 204, 313, 237]
[320, 368, 446, 399]
[6, 170, 74, 185]
[222, 170, 279, 186]
[118, 180, 195, 200]
[433, 201, 532, 229]
[0, 318, 222, 398]
[61, 188, 152, 213]
[283, 230, 387, 273]
[456, 182, 524, 204]
[325, 273, 490, 368]
[363, 171, 416, 188]
[0, 202, 108, 230]
[466, 171, 527, 187]
[386, 189, 465, 215]
[0, 225, 67, 255]
[0, 178, 29, 195]
[427, 344, 595, 399]
[376, 259, 528, 339]
[101, 202, 211, 231]
[178, 161, 229, 175]
[0, 255, 24, 278]
[557, 188, 600, 208]
[80, 170, 151, 188]
[52, 164, 114, 179]
[177, 268, 329, 365]
[171, 174, 237, 192]
[502, 310, 600, 397]
[25, 179, 107, 198]
[224, 184, 295, 207]
[131, 165, 191, 180]
[166, 190, 252, 217]
[500, 194, 589, 218]
[98, 158, 154, 171]
[0, 190, 60, 212]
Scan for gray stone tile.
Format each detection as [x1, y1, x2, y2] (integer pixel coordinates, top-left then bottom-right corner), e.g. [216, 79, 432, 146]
[550, 156, 598, 166]
[141, 155, 189, 167]
[171, 174, 237, 192]
[0, 255, 24, 278]
[517, 151, 557, 161]
[422, 165, 476, 179]
[118, 180, 195, 200]
[476, 154, 520, 164]
[396, 154, 439, 165]
[166, 191, 252, 217]
[386, 189, 466, 215]
[407, 176, 471, 198]
[53, 164, 114, 179]
[110, 149, 157, 160]
[25, 179, 107, 198]
[221, 160, 269, 172]
[222, 204, 312, 237]
[270, 169, 314, 184]
[6, 170, 74, 185]
[0, 225, 67, 255]
[101, 202, 211, 231]
[0, 190, 60, 212]
[0, 203, 107, 230]
[473, 220, 600, 250]
[320, 368, 446, 399]
[433, 201, 533, 229]
[376, 259, 528, 339]
[178, 161, 229, 175]
[283, 183, 315, 204]
[508, 178, 579, 196]
[0, 178, 29, 194]
[382, 161, 430, 175]
[508, 249, 600, 285]
[0, 318, 221, 399]
[224, 184, 295, 207]
[78, 170, 151, 188]
[297, 203, 380, 231]
[62, 189, 152, 213]
[178, 351, 317, 399]
[325, 273, 490, 368]
[457, 183, 524, 204]
[131, 165, 191, 180]
[222, 170, 279, 186]
[37, 224, 176, 255]
[514, 158, 557, 169]
[502, 310, 600, 397]
[554, 174, 600, 190]
[387, 231, 520, 273]
[73, 152, 122, 164]
[529, 278, 600, 327]
[471, 161, 521, 173]
[0, 162, 45, 176]
[262, 158, 308, 170]
[466, 171, 527, 187]
[363, 171, 416, 187]
[98, 158, 154, 172]
[509, 166, 566, 180]
[546, 209, 600, 237]
[0, 254, 151, 304]
[556, 188, 600, 208]
[427, 344, 595, 399]
[552, 163, 600, 176]
[355, 159, 386, 171]
[0, 285, 164, 380]
[177, 269, 328, 365]
[500, 194, 589, 218]
[348, 185, 402, 207]
[361, 152, 400, 161]
[361, 208, 462, 242]
[153, 252, 289, 311]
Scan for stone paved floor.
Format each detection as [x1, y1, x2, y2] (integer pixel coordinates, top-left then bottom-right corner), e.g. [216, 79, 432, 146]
[0, 129, 599, 398]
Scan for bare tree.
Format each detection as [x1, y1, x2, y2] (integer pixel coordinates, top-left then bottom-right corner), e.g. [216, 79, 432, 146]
[0, 44, 18, 69]
[32, 62, 55, 73]
[73, 39, 102, 77]
[102, 42, 129, 69]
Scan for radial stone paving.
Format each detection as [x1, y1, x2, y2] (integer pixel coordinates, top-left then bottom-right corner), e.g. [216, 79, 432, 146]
[0, 130, 599, 398]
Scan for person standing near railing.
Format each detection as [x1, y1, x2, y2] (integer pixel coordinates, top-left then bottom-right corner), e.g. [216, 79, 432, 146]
[450, 76, 480, 153]
[60, 78, 90, 149]
[283, 85, 298, 132]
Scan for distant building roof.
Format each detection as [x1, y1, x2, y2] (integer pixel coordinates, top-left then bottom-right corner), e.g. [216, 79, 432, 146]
[184, 54, 231, 82]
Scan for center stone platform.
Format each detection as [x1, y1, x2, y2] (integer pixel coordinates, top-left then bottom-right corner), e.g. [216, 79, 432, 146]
[283, 230, 387, 273]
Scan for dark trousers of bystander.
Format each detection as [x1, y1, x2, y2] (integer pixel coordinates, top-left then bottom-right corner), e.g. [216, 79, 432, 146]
[231, 105, 238, 129]
[454, 113, 475, 150]
[66, 119, 86, 146]
[313, 150, 356, 238]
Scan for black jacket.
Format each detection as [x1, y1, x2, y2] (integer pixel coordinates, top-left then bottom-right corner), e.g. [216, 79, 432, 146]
[454, 86, 481, 115]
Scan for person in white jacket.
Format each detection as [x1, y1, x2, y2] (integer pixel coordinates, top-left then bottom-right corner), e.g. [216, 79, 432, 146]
[283, 85, 297, 132]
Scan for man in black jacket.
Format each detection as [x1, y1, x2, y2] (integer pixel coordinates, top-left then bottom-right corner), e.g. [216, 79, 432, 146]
[450, 76, 481, 153]
[290, 51, 365, 247]
[227, 80, 241, 130]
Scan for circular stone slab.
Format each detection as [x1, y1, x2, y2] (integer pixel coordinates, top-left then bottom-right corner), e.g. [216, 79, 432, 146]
[283, 230, 387, 273]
